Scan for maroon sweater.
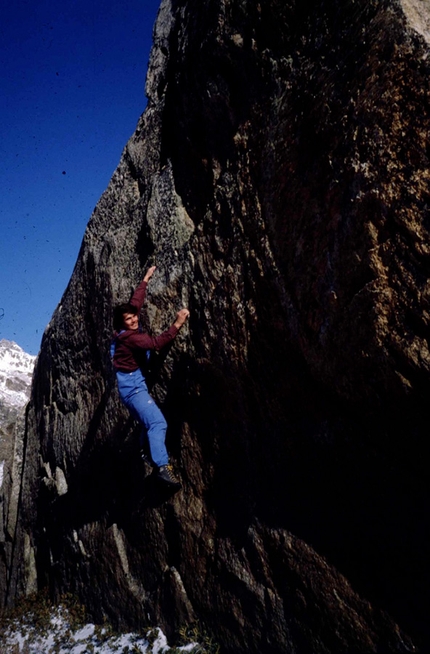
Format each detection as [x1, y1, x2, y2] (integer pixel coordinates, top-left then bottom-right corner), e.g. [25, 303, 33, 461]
[112, 279, 179, 373]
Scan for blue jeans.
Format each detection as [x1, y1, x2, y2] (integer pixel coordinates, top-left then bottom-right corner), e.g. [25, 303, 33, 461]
[116, 369, 168, 467]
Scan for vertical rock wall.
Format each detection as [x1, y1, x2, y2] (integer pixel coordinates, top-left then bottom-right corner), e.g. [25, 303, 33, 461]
[5, 0, 430, 651]
[0, 411, 29, 602]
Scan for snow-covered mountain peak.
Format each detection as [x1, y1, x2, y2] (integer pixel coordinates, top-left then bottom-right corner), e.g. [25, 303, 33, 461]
[0, 339, 36, 409]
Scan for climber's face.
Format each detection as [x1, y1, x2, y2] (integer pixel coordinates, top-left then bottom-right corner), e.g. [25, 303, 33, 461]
[122, 312, 139, 331]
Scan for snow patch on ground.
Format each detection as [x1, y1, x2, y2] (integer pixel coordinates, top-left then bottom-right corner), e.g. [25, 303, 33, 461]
[1, 605, 199, 654]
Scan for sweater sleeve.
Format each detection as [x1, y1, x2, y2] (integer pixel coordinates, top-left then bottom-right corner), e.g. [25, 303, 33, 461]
[126, 324, 179, 352]
[129, 279, 148, 312]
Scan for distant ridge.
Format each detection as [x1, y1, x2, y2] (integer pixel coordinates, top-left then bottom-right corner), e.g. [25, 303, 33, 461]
[0, 339, 35, 410]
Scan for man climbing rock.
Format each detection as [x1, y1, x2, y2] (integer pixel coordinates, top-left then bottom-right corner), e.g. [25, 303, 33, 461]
[111, 266, 189, 490]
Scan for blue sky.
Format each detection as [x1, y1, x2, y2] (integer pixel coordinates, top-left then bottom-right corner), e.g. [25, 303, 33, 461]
[0, 0, 161, 355]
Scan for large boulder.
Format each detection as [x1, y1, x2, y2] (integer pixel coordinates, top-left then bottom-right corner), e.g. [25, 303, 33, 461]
[5, 0, 430, 651]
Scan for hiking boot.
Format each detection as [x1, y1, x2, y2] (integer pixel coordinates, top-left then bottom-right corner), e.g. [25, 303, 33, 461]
[157, 465, 181, 490]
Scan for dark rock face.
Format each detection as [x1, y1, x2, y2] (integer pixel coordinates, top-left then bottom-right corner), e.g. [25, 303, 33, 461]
[0, 412, 28, 605]
[0, 341, 35, 603]
[4, 0, 430, 651]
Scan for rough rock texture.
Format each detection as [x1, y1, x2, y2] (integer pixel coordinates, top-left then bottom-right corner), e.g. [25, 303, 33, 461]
[0, 342, 35, 603]
[0, 411, 27, 605]
[4, 0, 430, 651]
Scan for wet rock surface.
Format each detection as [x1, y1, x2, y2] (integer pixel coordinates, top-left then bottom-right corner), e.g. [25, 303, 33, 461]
[3, 0, 430, 652]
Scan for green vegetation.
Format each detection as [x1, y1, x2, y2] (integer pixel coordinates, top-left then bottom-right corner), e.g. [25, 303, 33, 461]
[175, 623, 221, 654]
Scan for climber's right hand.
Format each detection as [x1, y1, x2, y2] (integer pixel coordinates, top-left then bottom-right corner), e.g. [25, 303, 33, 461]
[143, 266, 156, 283]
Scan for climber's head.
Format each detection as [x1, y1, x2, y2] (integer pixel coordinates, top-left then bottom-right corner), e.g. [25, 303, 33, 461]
[113, 303, 139, 331]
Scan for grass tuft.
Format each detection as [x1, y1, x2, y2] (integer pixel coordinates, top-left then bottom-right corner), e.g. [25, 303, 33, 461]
[176, 623, 221, 654]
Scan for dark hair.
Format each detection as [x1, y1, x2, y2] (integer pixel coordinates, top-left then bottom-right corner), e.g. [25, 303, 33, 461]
[113, 303, 138, 331]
